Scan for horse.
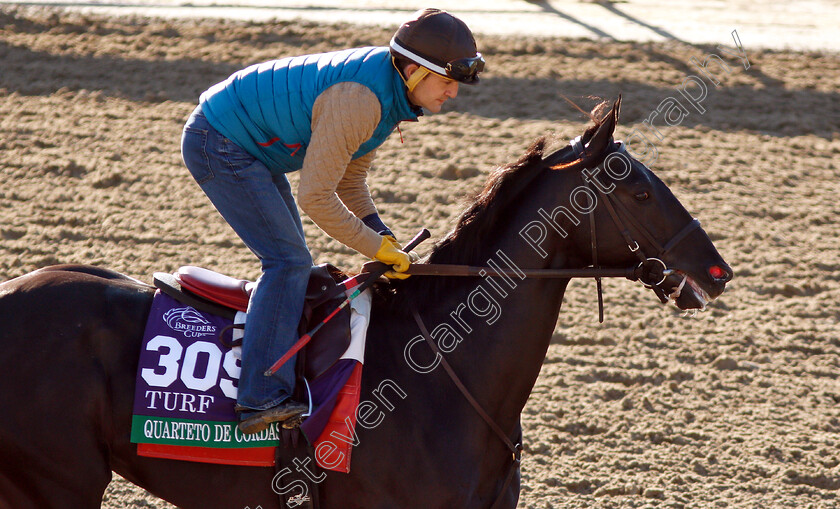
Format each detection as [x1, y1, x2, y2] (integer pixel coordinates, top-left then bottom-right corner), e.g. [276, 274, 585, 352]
[0, 98, 732, 509]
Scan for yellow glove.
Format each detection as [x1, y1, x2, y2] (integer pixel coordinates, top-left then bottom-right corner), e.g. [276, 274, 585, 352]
[375, 236, 413, 279]
[381, 236, 420, 261]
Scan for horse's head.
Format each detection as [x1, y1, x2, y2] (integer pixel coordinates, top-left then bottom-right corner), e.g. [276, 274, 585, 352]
[394, 96, 731, 313]
[550, 97, 733, 310]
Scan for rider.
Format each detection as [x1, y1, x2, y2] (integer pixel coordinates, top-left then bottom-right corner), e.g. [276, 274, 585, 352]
[181, 8, 484, 434]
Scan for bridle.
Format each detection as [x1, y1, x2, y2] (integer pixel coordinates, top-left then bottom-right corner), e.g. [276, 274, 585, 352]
[571, 137, 702, 319]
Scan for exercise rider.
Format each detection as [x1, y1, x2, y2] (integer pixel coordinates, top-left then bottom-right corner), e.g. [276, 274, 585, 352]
[180, 8, 485, 434]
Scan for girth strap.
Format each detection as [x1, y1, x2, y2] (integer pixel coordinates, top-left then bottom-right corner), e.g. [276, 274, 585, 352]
[411, 306, 521, 509]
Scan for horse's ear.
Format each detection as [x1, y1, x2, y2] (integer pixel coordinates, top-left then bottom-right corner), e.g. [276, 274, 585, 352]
[585, 95, 620, 154]
[613, 94, 621, 124]
[550, 95, 622, 171]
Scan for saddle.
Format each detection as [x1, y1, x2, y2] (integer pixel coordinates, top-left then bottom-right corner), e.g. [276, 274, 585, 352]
[153, 264, 351, 381]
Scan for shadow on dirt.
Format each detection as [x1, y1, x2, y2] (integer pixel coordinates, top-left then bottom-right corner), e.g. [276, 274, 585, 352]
[0, 8, 836, 139]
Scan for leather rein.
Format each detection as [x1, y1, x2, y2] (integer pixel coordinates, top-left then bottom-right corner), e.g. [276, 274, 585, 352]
[398, 140, 701, 299]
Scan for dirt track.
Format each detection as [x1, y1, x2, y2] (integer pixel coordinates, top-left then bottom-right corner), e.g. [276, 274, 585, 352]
[1, 6, 839, 508]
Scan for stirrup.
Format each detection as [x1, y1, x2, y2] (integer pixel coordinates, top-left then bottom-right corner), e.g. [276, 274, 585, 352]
[237, 401, 308, 434]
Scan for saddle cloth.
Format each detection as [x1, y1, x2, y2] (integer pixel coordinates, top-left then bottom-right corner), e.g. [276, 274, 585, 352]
[130, 265, 371, 472]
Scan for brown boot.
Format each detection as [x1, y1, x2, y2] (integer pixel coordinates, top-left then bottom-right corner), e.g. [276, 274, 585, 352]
[238, 400, 308, 435]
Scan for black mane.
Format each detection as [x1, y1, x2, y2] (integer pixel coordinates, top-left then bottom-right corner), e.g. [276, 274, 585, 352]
[423, 100, 610, 268]
[426, 137, 548, 266]
[381, 137, 553, 310]
[382, 103, 611, 310]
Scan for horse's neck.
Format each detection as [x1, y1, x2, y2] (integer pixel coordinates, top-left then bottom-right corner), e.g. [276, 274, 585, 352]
[415, 235, 574, 432]
[392, 166, 583, 438]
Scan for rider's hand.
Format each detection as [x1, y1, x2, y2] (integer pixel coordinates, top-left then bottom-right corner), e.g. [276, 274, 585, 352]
[381, 236, 420, 260]
[381, 235, 420, 262]
[375, 236, 414, 279]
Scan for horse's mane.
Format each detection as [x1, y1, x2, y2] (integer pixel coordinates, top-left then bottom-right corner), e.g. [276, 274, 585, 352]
[426, 136, 549, 266]
[381, 101, 610, 310]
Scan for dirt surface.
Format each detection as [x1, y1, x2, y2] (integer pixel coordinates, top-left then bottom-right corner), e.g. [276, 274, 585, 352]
[5, 0, 839, 52]
[1, 6, 839, 508]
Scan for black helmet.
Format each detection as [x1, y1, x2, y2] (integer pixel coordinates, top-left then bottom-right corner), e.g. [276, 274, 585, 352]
[390, 8, 484, 85]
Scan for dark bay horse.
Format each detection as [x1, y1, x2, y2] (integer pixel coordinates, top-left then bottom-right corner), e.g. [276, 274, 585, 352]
[0, 99, 731, 508]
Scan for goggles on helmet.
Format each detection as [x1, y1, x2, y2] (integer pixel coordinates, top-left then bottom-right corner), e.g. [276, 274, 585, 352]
[390, 37, 484, 84]
[445, 54, 485, 83]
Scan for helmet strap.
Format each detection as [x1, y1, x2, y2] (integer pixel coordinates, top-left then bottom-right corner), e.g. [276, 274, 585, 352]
[405, 66, 431, 92]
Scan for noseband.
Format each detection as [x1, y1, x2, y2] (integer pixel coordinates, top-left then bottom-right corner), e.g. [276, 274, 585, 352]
[571, 138, 702, 318]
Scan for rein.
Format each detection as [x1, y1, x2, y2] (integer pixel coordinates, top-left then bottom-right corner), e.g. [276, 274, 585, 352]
[401, 264, 637, 279]
[410, 306, 521, 509]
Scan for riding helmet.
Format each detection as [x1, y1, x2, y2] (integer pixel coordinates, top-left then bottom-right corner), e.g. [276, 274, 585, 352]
[390, 8, 484, 85]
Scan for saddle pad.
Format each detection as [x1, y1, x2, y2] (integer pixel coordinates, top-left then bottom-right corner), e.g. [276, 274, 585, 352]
[130, 291, 279, 466]
[131, 286, 373, 471]
[300, 281, 371, 472]
[304, 360, 363, 473]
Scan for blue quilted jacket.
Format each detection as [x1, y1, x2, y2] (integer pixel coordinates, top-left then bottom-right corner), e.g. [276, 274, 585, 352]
[199, 46, 419, 173]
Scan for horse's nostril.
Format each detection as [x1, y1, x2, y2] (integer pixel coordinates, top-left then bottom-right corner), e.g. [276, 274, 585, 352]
[709, 265, 730, 282]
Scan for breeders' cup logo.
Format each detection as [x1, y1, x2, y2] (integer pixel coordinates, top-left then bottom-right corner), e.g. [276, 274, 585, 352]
[162, 307, 217, 337]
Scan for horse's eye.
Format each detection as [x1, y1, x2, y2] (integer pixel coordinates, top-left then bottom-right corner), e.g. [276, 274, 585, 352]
[635, 191, 650, 201]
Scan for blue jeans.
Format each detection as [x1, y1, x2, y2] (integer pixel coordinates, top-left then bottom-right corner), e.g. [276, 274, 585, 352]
[181, 106, 311, 412]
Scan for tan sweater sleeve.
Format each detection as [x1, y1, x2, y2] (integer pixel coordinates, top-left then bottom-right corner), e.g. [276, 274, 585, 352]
[335, 149, 378, 220]
[297, 82, 384, 259]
